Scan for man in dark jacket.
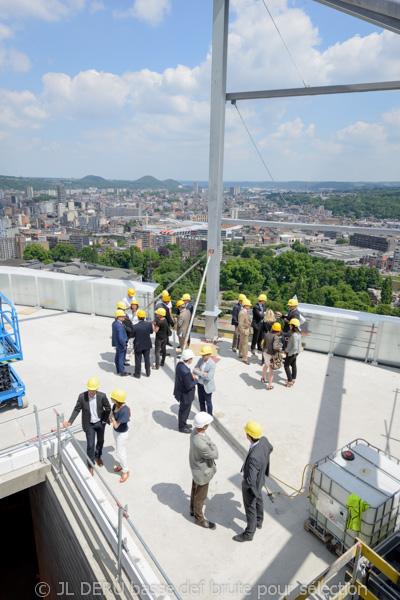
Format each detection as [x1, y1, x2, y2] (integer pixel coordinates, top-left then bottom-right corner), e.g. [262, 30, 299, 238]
[112, 309, 128, 376]
[63, 377, 111, 475]
[173, 349, 198, 433]
[251, 294, 267, 353]
[233, 421, 273, 542]
[231, 294, 245, 352]
[131, 310, 154, 378]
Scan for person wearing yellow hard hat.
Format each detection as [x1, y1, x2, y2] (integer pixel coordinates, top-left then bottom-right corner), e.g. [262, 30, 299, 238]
[251, 293, 267, 355]
[120, 287, 136, 310]
[193, 345, 216, 416]
[63, 378, 111, 476]
[112, 309, 129, 376]
[110, 389, 130, 483]
[155, 292, 174, 334]
[231, 293, 246, 353]
[152, 308, 169, 369]
[261, 322, 283, 390]
[275, 297, 302, 347]
[238, 298, 252, 365]
[232, 422, 273, 543]
[131, 310, 155, 378]
[176, 299, 191, 353]
[283, 318, 302, 387]
[126, 299, 140, 361]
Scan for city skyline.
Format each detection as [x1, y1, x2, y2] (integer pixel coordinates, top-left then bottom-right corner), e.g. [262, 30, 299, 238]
[1, 0, 400, 181]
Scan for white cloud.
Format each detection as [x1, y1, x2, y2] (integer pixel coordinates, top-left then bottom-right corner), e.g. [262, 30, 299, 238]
[0, 89, 48, 128]
[0, 0, 85, 21]
[113, 0, 171, 26]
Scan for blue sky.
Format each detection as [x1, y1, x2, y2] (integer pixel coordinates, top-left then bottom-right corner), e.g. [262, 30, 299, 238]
[1, 0, 400, 182]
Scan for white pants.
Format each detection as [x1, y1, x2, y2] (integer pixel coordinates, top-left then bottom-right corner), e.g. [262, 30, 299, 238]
[113, 429, 129, 473]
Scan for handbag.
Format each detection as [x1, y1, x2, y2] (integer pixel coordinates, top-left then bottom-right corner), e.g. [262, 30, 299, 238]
[270, 354, 282, 370]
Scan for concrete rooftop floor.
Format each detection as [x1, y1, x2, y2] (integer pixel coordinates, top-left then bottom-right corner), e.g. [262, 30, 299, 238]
[1, 306, 400, 600]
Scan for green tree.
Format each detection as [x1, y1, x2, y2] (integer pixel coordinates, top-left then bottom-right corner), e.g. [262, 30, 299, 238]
[291, 240, 309, 254]
[51, 243, 76, 262]
[23, 243, 52, 263]
[381, 277, 393, 304]
[78, 247, 99, 263]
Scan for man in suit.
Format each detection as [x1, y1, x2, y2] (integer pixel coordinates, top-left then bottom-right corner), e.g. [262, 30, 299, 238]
[112, 309, 128, 376]
[173, 348, 198, 433]
[176, 300, 191, 352]
[63, 377, 111, 475]
[238, 299, 252, 364]
[233, 421, 273, 542]
[193, 345, 216, 416]
[231, 294, 245, 352]
[189, 412, 218, 529]
[251, 294, 267, 354]
[131, 310, 155, 378]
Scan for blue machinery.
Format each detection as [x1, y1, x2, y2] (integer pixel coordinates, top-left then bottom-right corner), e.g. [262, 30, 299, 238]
[0, 293, 27, 409]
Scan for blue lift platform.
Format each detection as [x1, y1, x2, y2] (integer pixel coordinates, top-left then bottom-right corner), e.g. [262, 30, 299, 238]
[0, 293, 27, 409]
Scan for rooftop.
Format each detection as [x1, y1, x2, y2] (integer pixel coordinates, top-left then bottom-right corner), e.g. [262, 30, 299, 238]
[1, 306, 400, 600]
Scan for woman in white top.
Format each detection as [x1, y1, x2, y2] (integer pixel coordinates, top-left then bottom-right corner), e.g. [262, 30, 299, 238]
[284, 318, 302, 387]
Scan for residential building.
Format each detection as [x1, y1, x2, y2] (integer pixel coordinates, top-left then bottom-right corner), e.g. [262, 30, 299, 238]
[349, 233, 397, 253]
[0, 237, 16, 260]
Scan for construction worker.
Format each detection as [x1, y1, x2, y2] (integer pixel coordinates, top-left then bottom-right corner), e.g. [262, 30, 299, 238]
[173, 348, 198, 433]
[131, 310, 155, 378]
[110, 389, 130, 483]
[193, 345, 216, 416]
[153, 307, 169, 369]
[176, 299, 191, 352]
[63, 378, 111, 475]
[121, 287, 136, 309]
[231, 293, 246, 353]
[233, 421, 273, 542]
[189, 412, 218, 529]
[112, 309, 128, 376]
[238, 299, 252, 364]
[251, 294, 267, 354]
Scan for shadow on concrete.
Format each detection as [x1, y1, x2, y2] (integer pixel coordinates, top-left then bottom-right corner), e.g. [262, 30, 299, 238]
[98, 361, 119, 374]
[382, 387, 399, 455]
[18, 310, 70, 322]
[100, 352, 115, 363]
[152, 482, 192, 522]
[170, 403, 196, 421]
[152, 410, 178, 431]
[205, 489, 247, 533]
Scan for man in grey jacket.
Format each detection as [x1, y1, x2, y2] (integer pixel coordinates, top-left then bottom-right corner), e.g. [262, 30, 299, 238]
[233, 421, 273, 542]
[189, 412, 219, 529]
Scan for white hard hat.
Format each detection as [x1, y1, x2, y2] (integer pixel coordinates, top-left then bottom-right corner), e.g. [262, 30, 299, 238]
[181, 349, 195, 361]
[193, 412, 213, 429]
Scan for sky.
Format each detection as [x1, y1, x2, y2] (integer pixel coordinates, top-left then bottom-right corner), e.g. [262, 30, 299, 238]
[1, 0, 400, 182]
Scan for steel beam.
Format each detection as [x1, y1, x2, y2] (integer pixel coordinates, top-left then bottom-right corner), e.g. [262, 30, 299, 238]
[221, 218, 400, 235]
[312, 0, 400, 34]
[227, 80, 400, 102]
[205, 0, 229, 341]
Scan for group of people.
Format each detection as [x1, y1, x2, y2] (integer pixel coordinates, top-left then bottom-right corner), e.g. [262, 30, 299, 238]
[231, 293, 303, 389]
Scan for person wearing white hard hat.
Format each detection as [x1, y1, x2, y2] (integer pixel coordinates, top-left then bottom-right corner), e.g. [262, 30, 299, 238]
[193, 345, 216, 416]
[173, 349, 198, 433]
[189, 412, 218, 529]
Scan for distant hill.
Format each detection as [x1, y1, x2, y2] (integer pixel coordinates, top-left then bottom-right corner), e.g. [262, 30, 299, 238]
[0, 174, 187, 192]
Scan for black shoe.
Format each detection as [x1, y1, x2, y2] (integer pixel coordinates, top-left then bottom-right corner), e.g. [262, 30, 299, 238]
[167, 341, 173, 347]
[233, 533, 253, 542]
[120, 373, 129, 377]
[133, 374, 140, 379]
[190, 511, 194, 517]
[160, 363, 165, 367]
[186, 424, 193, 429]
[197, 520, 216, 529]
[124, 361, 130, 366]
[179, 427, 191, 434]
[257, 523, 263, 529]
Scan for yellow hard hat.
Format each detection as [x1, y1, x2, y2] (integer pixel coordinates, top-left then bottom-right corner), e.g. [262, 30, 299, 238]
[238, 294, 246, 301]
[176, 300, 184, 308]
[131, 299, 139, 306]
[110, 389, 126, 404]
[244, 421, 263, 439]
[161, 290, 169, 297]
[288, 298, 298, 306]
[201, 345, 213, 355]
[182, 293, 191, 301]
[242, 298, 251, 307]
[115, 309, 125, 318]
[156, 308, 166, 316]
[162, 295, 171, 302]
[258, 294, 267, 302]
[87, 377, 99, 390]
[127, 288, 136, 297]
[117, 301, 126, 310]
[271, 322, 281, 332]
[137, 310, 146, 318]
[290, 318, 300, 327]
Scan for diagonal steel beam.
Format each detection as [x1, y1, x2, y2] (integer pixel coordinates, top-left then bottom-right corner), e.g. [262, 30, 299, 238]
[226, 80, 400, 102]
[312, 0, 400, 35]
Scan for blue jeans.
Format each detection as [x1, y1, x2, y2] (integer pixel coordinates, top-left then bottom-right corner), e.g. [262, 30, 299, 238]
[115, 347, 126, 374]
[86, 421, 105, 467]
[198, 384, 213, 415]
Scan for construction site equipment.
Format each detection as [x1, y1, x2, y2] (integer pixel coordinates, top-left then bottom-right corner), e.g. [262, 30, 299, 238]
[0, 292, 27, 409]
[307, 439, 400, 553]
[366, 531, 400, 599]
[282, 537, 400, 600]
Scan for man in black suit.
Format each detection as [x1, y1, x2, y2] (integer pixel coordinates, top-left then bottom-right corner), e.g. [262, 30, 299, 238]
[173, 349, 198, 433]
[131, 310, 155, 378]
[251, 294, 267, 354]
[233, 421, 273, 542]
[63, 377, 111, 475]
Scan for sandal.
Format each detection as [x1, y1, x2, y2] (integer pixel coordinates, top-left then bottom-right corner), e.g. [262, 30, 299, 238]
[260, 378, 267, 383]
[114, 465, 122, 472]
[284, 382, 293, 387]
[151, 365, 159, 370]
[267, 385, 274, 390]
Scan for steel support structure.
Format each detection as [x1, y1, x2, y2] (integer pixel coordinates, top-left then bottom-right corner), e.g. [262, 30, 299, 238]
[205, 0, 229, 341]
